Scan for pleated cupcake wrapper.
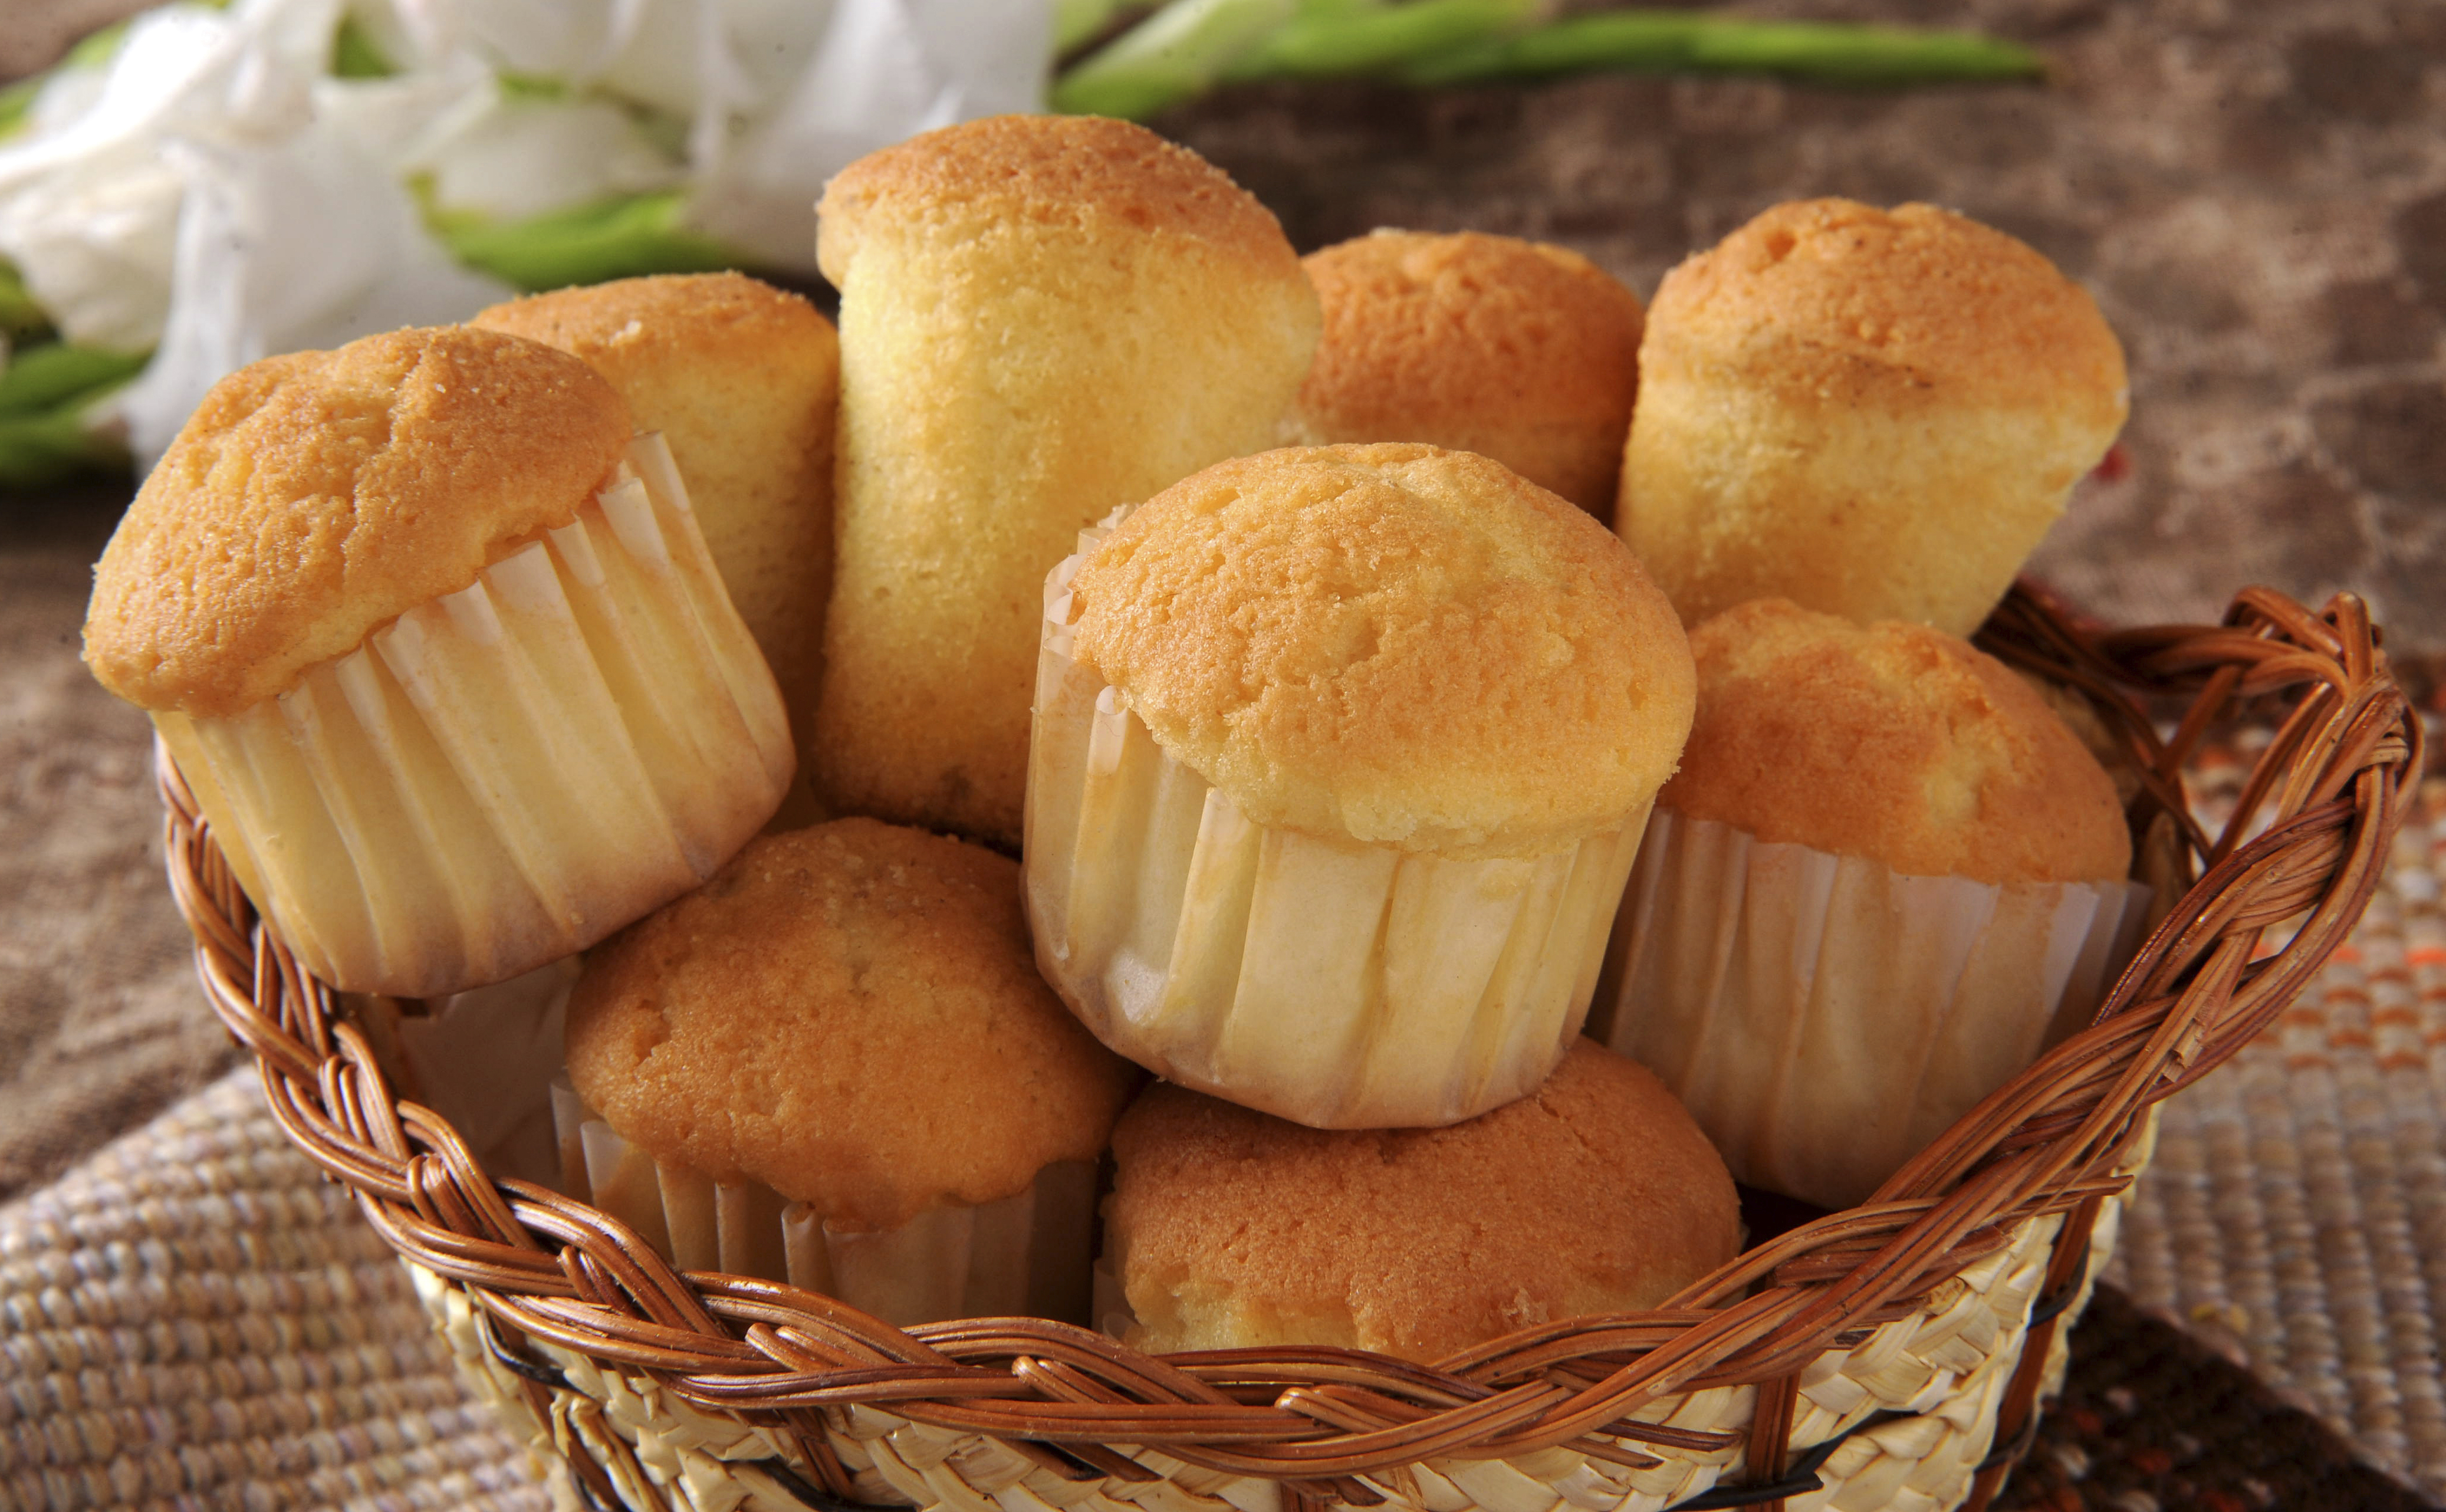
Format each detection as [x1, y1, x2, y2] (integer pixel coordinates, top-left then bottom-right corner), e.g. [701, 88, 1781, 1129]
[1026, 516, 1649, 1130]
[550, 1082, 1098, 1329]
[1594, 807, 2154, 1210]
[347, 956, 581, 1193]
[154, 434, 794, 999]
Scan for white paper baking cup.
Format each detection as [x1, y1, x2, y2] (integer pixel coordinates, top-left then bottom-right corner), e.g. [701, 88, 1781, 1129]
[1593, 807, 2152, 1209]
[154, 435, 794, 999]
[1024, 517, 1648, 1129]
[551, 1084, 1097, 1329]
[343, 955, 580, 1192]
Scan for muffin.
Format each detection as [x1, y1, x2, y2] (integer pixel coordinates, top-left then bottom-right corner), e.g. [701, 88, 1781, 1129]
[561, 819, 1136, 1326]
[84, 327, 793, 998]
[813, 114, 1321, 848]
[472, 273, 840, 827]
[1106, 1039, 1739, 1362]
[1296, 230, 1645, 519]
[1618, 199, 2128, 636]
[1593, 599, 2149, 1209]
[1028, 443, 1695, 1129]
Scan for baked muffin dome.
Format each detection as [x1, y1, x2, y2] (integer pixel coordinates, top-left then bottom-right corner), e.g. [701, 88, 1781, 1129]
[565, 818, 1136, 1231]
[1297, 230, 1645, 518]
[1662, 599, 2131, 885]
[1107, 1039, 1739, 1362]
[1619, 199, 2128, 636]
[87, 326, 631, 717]
[1069, 442, 1694, 860]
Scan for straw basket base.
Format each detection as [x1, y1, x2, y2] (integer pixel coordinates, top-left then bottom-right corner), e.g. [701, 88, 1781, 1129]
[412, 1172, 2138, 1512]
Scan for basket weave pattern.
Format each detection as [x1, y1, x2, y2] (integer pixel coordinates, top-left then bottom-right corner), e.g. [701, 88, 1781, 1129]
[162, 584, 2419, 1512]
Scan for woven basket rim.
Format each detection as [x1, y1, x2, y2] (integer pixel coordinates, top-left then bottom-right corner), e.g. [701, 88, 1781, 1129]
[159, 578, 2421, 1506]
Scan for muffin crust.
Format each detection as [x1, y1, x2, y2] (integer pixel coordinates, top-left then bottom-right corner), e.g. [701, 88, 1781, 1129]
[564, 819, 1135, 1230]
[1638, 199, 2126, 422]
[818, 113, 1296, 285]
[1662, 599, 2132, 885]
[1109, 1039, 1739, 1362]
[1297, 231, 1645, 517]
[86, 327, 632, 717]
[1068, 443, 1695, 858]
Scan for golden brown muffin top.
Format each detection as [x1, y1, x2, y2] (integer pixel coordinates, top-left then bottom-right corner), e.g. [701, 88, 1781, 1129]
[1644, 199, 2126, 426]
[1298, 231, 1644, 509]
[564, 819, 1136, 1230]
[1110, 1039, 1740, 1363]
[471, 272, 832, 390]
[817, 114, 1297, 284]
[1069, 444, 1694, 859]
[85, 327, 632, 718]
[1662, 600, 2132, 884]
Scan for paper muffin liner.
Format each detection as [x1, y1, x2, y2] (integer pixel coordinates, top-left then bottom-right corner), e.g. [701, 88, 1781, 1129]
[154, 435, 794, 999]
[1592, 807, 2153, 1210]
[348, 955, 581, 1192]
[551, 1085, 1097, 1328]
[1024, 517, 1649, 1129]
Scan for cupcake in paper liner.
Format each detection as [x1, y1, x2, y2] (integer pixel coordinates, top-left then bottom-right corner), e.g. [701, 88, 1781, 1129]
[561, 820, 1136, 1327]
[1590, 600, 2149, 1211]
[83, 327, 793, 998]
[1025, 443, 1695, 1130]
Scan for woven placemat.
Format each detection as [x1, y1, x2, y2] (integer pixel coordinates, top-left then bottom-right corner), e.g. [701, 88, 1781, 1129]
[2103, 762, 2446, 1501]
[0, 1071, 545, 1512]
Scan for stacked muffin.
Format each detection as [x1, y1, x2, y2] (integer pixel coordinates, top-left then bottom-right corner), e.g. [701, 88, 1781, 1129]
[83, 114, 2145, 1362]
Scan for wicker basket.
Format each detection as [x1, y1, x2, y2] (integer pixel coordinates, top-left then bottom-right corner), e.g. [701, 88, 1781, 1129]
[163, 581, 2420, 1512]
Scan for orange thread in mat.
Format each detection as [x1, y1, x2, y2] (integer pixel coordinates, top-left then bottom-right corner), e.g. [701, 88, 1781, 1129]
[2380, 1052, 2426, 1072]
[2327, 1029, 2374, 1050]
[2286, 1053, 2335, 1070]
[2320, 987, 2373, 1007]
[2281, 1008, 2326, 1028]
[2407, 947, 2446, 967]
[2330, 944, 2365, 965]
[2372, 1006, 2419, 1027]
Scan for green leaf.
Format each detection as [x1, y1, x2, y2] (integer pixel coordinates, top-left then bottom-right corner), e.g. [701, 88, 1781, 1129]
[1051, 0, 1300, 119]
[497, 70, 571, 101]
[331, 15, 394, 78]
[1406, 9, 2043, 87]
[0, 341, 142, 488]
[431, 190, 745, 292]
[0, 343, 148, 419]
[0, 402, 131, 488]
[1225, 0, 1541, 81]
[0, 262, 52, 343]
[1057, 0, 1138, 52]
